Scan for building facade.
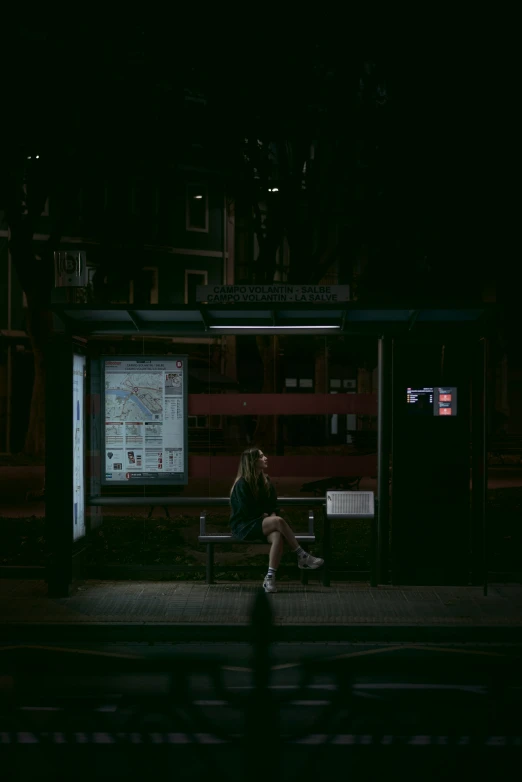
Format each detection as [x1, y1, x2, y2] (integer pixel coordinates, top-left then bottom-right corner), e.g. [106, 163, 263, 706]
[0, 156, 236, 453]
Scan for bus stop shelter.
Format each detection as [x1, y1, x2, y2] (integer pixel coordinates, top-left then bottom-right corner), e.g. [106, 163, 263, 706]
[46, 300, 494, 597]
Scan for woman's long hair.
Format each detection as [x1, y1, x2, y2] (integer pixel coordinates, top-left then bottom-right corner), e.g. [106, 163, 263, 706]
[229, 446, 269, 500]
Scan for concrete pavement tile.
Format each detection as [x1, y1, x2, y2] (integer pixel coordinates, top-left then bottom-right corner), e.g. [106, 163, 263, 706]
[1, 579, 522, 629]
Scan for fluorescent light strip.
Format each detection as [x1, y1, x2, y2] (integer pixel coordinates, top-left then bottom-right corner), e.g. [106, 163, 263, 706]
[208, 325, 340, 329]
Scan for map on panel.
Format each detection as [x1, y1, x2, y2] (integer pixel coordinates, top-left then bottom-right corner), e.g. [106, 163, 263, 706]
[105, 373, 163, 422]
[103, 357, 187, 485]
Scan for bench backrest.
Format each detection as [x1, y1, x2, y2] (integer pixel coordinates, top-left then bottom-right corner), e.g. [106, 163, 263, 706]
[326, 491, 375, 519]
[88, 496, 327, 507]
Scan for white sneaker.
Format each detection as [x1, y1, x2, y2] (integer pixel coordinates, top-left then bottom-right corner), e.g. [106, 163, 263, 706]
[298, 553, 324, 570]
[263, 574, 277, 593]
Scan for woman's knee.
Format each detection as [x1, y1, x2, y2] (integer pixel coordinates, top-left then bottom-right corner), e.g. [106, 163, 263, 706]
[262, 517, 281, 535]
[275, 516, 291, 531]
[263, 516, 288, 535]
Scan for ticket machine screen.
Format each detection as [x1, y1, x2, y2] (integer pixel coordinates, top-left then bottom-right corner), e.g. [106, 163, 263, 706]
[406, 386, 457, 416]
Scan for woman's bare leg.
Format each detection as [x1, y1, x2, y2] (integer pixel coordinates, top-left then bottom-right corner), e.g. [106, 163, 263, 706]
[262, 515, 299, 550]
[267, 530, 284, 569]
[262, 515, 323, 570]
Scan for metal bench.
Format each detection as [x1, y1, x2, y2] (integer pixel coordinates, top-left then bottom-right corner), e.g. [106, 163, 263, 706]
[199, 508, 317, 585]
[88, 495, 324, 585]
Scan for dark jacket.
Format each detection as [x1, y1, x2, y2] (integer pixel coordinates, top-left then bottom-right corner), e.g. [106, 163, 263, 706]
[229, 476, 279, 537]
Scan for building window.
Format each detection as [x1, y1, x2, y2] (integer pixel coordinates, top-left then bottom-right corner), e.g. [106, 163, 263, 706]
[285, 353, 315, 393]
[131, 267, 159, 305]
[186, 183, 208, 233]
[185, 270, 208, 305]
[105, 267, 158, 305]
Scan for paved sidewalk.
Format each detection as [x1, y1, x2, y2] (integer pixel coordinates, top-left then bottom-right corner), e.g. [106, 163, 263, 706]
[1, 579, 521, 642]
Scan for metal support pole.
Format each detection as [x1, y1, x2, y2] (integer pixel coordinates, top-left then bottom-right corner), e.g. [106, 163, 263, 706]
[389, 338, 399, 585]
[5, 346, 12, 453]
[322, 507, 331, 587]
[6, 231, 12, 453]
[371, 499, 379, 587]
[471, 337, 488, 594]
[206, 543, 214, 584]
[377, 336, 391, 584]
[483, 338, 489, 596]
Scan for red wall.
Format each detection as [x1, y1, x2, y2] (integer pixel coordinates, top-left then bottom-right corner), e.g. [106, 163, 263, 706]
[188, 454, 377, 478]
[188, 393, 377, 416]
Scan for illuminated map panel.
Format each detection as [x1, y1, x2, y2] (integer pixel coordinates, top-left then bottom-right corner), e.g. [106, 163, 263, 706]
[102, 356, 188, 484]
[73, 354, 86, 540]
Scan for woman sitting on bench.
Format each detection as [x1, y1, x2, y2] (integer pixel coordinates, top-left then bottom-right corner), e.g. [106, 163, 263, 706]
[229, 446, 323, 593]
